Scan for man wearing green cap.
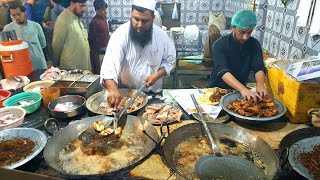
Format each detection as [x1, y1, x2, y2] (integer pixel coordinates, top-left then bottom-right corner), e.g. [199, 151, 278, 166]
[209, 10, 267, 102]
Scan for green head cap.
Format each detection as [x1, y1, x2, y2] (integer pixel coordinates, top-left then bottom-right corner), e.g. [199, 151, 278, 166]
[231, 10, 257, 29]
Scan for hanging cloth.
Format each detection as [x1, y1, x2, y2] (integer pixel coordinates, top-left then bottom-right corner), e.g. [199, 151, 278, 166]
[172, 3, 179, 20]
[296, 0, 312, 26]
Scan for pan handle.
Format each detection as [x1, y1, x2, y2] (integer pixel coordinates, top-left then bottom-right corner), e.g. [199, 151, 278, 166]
[44, 118, 60, 136]
[160, 122, 170, 138]
[278, 147, 289, 168]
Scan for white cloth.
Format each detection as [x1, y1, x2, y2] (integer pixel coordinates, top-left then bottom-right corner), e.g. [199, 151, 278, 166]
[132, 0, 156, 11]
[100, 22, 176, 93]
[309, 0, 320, 35]
[183, 25, 199, 43]
[296, 0, 312, 27]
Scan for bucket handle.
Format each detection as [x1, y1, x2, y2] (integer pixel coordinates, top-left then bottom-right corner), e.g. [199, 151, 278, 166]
[0, 54, 13, 63]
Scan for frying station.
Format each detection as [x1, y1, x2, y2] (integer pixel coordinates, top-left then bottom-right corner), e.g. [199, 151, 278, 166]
[0, 69, 318, 180]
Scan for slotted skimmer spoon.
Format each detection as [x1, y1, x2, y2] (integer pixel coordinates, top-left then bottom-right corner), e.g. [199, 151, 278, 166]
[78, 83, 146, 145]
[190, 94, 267, 180]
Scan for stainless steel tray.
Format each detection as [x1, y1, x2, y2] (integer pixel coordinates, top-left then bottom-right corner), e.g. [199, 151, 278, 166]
[86, 89, 148, 115]
[49, 75, 102, 98]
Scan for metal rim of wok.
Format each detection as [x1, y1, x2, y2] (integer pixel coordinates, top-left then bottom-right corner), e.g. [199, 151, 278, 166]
[220, 91, 287, 121]
[86, 89, 148, 115]
[288, 136, 320, 180]
[0, 128, 47, 169]
[43, 115, 160, 178]
[162, 122, 279, 180]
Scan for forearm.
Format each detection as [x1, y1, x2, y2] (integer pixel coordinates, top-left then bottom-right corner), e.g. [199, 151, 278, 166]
[153, 67, 167, 80]
[255, 70, 266, 89]
[221, 72, 247, 91]
[104, 79, 118, 92]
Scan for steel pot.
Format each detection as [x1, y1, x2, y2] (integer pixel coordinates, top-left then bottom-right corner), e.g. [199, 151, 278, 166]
[48, 95, 86, 118]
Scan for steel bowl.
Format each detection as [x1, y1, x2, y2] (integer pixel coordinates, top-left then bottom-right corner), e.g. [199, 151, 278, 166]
[48, 95, 86, 118]
[220, 91, 287, 123]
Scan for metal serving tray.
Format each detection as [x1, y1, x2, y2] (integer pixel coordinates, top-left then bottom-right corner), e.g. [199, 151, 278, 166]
[49, 74, 102, 98]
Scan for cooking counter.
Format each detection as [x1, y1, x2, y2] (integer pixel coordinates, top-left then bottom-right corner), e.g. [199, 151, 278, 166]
[11, 71, 310, 179]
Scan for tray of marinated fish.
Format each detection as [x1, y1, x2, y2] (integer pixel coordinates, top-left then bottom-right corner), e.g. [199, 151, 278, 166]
[139, 103, 187, 125]
[86, 89, 148, 115]
[220, 91, 287, 121]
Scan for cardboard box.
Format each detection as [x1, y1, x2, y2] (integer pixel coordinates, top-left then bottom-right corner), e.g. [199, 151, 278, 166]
[266, 66, 320, 123]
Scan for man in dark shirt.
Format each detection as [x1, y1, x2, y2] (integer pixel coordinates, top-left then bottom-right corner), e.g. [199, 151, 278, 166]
[209, 10, 267, 101]
[88, 0, 110, 74]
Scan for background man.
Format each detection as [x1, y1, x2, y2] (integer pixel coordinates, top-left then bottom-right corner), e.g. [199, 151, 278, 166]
[88, 0, 109, 74]
[100, 0, 176, 109]
[4, 1, 47, 69]
[23, 0, 37, 22]
[209, 10, 267, 102]
[52, 0, 91, 70]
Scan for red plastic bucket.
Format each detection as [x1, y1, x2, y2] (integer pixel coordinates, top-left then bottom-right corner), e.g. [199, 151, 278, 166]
[0, 89, 11, 108]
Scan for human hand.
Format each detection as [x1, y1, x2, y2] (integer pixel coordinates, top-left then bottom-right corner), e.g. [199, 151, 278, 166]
[256, 86, 267, 98]
[144, 74, 158, 87]
[107, 90, 122, 110]
[239, 88, 262, 102]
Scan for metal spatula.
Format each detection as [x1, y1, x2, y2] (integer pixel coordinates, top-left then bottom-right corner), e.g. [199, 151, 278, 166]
[190, 94, 267, 180]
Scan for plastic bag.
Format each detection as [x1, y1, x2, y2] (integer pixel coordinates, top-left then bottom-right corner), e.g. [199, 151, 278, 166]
[157, 4, 164, 18]
[172, 3, 179, 20]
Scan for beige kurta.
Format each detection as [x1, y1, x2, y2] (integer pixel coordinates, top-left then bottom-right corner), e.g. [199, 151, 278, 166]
[52, 9, 91, 70]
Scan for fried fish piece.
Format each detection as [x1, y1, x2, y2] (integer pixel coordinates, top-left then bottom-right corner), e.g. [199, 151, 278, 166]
[99, 128, 114, 136]
[93, 120, 105, 132]
[114, 127, 123, 138]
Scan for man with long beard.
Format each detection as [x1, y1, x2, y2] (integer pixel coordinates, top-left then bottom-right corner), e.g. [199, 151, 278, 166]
[100, 0, 176, 110]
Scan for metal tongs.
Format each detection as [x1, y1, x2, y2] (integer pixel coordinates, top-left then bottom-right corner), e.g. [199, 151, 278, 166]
[110, 83, 146, 131]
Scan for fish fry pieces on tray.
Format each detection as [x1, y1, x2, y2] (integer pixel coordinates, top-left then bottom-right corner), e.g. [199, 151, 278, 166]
[99, 96, 145, 114]
[226, 97, 278, 117]
[142, 104, 183, 125]
[197, 88, 232, 105]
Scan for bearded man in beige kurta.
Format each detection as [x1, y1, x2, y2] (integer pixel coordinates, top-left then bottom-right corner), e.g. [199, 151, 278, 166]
[52, 0, 91, 71]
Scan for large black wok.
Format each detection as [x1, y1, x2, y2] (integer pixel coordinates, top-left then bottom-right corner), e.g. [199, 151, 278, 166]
[43, 115, 160, 178]
[163, 122, 279, 180]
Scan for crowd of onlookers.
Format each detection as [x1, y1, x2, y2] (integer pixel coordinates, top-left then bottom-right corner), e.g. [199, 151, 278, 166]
[0, 0, 110, 75]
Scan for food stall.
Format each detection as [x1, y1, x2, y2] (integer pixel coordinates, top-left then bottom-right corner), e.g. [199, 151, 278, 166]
[0, 68, 318, 180]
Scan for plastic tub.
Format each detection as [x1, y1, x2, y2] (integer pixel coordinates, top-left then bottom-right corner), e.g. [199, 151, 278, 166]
[23, 80, 55, 92]
[0, 106, 26, 130]
[0, 89, 11, 108]
[3, 92, 42, 114]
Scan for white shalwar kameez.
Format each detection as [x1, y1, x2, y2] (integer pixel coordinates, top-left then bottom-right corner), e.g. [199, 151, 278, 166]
[100, 22, 176, 93]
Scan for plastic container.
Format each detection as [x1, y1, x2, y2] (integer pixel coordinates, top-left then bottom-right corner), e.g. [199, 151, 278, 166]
[0, 89, 11, 108]
[23, 80, 55, 92]
[3, 92, 42, 114]
[41, 87, 60, 109]
[0, 106, 26, 130]
[0, 39, 33, 78]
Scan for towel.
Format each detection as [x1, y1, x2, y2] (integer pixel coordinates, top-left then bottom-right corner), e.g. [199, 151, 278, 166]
[183, 25, 199, 44]
[296, 0, 312, 27]
[309, 0, 320, 35]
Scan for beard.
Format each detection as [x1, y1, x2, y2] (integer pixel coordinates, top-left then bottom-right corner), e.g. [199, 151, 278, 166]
[129, 21, 153, 48]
